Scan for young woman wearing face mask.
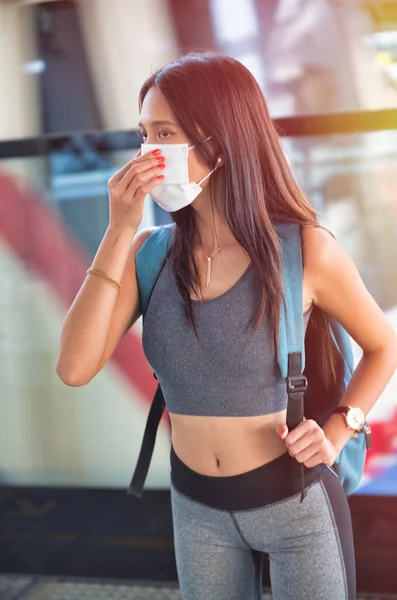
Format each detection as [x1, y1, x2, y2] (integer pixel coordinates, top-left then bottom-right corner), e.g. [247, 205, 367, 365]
[57, 51, 397, 600]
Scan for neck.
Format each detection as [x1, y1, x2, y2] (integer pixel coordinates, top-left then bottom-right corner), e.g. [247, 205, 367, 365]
[191, 198, 235, 256]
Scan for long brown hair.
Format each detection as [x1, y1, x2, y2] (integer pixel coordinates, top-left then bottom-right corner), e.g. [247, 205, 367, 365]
[139, 51, 340, 391]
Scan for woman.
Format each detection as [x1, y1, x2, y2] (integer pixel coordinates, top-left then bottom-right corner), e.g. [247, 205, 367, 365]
[56, 51, 397, 599]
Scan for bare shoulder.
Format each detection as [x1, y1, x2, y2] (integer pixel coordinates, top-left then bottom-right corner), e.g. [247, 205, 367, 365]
[132, 225, 160, 251]
[300, 223, 358, 297]
[300, 224, 337, 309]
[123, 225, 161, 282]
[301, 224, 337, 271]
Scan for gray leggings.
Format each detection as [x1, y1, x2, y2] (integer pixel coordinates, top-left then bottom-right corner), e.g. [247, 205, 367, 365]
[170, 449, 356, 599]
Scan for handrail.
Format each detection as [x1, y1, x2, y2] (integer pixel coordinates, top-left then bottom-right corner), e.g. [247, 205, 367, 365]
[1, 109, 397, 160]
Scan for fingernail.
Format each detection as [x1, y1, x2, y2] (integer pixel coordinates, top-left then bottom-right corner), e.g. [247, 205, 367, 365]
[156, 156, 165, 163]
[158, 163, 166, 169]
[152, 149, 160, 156]
[157, 174, 164, 180]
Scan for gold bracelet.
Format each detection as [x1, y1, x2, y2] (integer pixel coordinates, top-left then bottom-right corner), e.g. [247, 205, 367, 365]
[87, 268, 122, 290]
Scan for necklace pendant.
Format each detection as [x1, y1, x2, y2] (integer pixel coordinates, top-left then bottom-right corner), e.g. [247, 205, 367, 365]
[206, 257, 212, 287]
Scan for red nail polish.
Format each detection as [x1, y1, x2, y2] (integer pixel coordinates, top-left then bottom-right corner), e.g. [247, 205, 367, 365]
[157, 174, 164, 180]
[152, 149, 160, 156]
[158, 163, 165, 169]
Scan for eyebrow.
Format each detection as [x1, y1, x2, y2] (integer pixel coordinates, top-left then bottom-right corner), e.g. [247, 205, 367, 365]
[137, 119, 177, 128]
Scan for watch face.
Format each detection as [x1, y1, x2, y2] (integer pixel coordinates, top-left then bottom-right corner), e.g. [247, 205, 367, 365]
[346, 407, 365, 429]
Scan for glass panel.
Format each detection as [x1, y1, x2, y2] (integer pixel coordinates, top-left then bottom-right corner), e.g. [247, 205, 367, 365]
[0, 126, 396, 495]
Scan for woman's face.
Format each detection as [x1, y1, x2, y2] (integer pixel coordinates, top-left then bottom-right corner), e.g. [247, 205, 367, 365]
[138, 85, 216, 187]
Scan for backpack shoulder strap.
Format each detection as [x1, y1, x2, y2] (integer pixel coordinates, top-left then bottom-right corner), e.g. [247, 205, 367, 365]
[275, 222, 307, 502]
[275, 222, 305, 379]
[135, 223, 175, 323]
[128, 222, 174, 498]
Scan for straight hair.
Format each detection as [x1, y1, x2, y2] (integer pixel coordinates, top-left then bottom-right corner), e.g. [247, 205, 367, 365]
[139, 51, 341, 391]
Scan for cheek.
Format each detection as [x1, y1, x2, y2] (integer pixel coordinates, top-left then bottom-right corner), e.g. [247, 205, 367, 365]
[188, 153, 210, 181]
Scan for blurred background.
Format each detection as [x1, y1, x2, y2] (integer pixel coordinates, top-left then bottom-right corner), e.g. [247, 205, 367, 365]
[1, 0, 397, 598]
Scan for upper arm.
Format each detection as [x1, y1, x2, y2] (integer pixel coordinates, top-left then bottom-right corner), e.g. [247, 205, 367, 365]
[92, 226, 158, 375]
[302, 225, 397, 354]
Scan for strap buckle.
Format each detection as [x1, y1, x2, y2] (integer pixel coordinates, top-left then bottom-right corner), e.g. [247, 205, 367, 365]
[364, 423, 372, 450]
[287, 375, 308, 394]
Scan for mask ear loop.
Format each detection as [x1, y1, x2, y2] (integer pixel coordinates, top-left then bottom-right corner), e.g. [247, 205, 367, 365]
[196, 156, 222, 186]
[188, 135, 213, 151]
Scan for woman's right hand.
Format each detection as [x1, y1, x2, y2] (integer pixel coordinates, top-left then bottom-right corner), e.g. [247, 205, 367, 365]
[107, 148, 165, 232]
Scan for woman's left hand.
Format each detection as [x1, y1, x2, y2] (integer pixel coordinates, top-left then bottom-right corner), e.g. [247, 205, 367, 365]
[276, 418, 339, 468]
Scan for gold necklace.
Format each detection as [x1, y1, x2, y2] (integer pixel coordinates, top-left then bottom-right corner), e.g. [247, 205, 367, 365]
[197, 233, 235, 287]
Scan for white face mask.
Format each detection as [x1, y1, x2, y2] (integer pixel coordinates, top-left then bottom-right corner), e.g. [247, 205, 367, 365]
[141, 136, 220, 212]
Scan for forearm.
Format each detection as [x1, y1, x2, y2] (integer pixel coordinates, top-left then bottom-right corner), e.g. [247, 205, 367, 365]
[322, 341, 397, 454]
[56, 225, 137, 382]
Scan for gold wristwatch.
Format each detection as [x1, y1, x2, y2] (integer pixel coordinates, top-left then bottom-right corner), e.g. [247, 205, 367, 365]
[334, 405, 372, 449]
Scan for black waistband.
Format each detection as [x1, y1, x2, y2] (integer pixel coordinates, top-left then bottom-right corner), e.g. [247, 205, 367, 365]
[170, 444, 325, 511]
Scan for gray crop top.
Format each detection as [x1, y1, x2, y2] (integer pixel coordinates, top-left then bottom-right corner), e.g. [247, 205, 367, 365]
[142, 259, 313, 417]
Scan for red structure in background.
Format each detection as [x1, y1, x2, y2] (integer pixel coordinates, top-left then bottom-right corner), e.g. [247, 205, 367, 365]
[0, 172, 167, 419]
[367, 408, 397, 455]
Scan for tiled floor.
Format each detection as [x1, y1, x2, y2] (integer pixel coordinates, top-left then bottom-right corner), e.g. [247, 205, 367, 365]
[1, 575, 397, 600]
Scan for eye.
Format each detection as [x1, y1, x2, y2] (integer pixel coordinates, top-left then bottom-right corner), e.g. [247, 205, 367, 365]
[139, 130, 175, 142]
[158, 130, 174, 140]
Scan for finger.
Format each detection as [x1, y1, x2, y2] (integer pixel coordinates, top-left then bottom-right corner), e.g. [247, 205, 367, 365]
[285, 418, 314, 445]
[123, 161, 165, 192]
[303, 451, 324, 468]
[130, 173, 164, 200]
[277, 425, 288, 439]
[294, 444, 318, 464]
[110, 149, 162, 183]
[285, 424, 305, 446]
[288, 428, 319, 455]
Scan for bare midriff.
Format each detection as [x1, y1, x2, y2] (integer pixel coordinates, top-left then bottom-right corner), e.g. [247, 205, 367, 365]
[169, 410, 290, 476]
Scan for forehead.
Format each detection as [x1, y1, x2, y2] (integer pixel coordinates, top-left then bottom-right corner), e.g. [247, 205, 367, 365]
[139, 86, 176, 125]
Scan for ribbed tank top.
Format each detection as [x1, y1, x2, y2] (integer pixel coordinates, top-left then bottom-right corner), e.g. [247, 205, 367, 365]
[142, 259, 313, 416]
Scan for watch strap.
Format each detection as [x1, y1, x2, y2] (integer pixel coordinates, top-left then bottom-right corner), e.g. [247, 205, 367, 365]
[334, 405, 362, 431]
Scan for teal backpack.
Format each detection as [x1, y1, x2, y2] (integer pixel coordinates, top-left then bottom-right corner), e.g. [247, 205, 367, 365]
[128, 222, 372, 501]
